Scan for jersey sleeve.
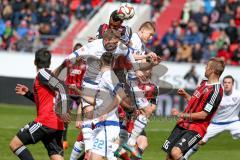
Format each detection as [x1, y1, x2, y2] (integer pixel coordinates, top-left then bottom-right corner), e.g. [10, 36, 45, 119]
[203, 84, 223, 114]
[38, 68, 69, 114]
[24, 91, 35, 102]
[65, 40, 99, 61]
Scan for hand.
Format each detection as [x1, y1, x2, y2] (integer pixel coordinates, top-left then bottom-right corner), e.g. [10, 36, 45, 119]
[136, 70, 147, 82]
[15, 84, 29, 95]
[171, 108, 179, 116]
[152, 56, 163, 66]
[147, 52, 157, 58]
[75, 120, 82, 129]
[177, 88, 189, 100]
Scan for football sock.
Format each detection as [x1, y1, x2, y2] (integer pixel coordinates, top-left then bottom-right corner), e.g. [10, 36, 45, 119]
[128, 114, 148, 146]
[70, 141, 84, 160]
[184, 144, 199, 160]
[14, 146, 34, 160]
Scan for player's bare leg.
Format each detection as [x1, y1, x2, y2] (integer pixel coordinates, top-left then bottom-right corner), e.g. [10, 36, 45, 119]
[171, 147, 185, 160]
[50, 154, 64, 160]
[9, 136, 34, 160]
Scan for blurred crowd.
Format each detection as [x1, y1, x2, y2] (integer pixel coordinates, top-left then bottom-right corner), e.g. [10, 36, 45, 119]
[0, 0, 106, 52]
[151, 0, 240, 66]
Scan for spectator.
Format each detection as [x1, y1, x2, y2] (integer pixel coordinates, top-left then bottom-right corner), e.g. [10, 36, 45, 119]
[184, 65, 199, 89]
[161, 27, 177, 45]
[75, 0, 93, 19]
[216, 42, 233, 65]
[183, 25, 203, 45]
[232, 43, 240, 65]
[225, 19, 238, 44]
[192, 43, 203, 63]
[176, 42, 192, 62]
[16, 20, 29, 39]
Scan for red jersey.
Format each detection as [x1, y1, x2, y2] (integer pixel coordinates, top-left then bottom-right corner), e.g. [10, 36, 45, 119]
[177, 80, 223, 137]
[65, 59, 86, 96]
[34, 68, 68, 130]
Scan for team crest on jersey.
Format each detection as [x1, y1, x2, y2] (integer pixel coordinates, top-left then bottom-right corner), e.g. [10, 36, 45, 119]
[232, 97, 238, 102]
[193, 90, 200, 98]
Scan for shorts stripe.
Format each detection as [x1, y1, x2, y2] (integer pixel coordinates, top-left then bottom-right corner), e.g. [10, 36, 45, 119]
[29, 123, 41, 134]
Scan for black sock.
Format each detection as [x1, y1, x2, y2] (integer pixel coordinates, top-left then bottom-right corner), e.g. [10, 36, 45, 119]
[14, 146, 34, 160]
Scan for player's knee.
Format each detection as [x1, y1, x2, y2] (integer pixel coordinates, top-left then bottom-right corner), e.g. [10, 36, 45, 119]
[198, 140, 206, 145]
[137, 136, 148, 150]
[171, 147, 182, 160]
[144, 105, 155, 118]
[9, 136, 23, 151]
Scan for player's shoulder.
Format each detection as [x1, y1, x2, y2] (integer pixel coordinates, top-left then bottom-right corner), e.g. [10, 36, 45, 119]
[232, 89, 240, 97]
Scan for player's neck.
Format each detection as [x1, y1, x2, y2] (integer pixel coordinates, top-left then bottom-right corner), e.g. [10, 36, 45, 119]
[224, 90, 232, 96]
[101, 65, 111, 72]
[207, 75, 219, 84]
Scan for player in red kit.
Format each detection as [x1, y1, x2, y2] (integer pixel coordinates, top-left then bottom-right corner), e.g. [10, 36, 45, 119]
[162, 57, 225, 160]
[9, 48, 70, 160]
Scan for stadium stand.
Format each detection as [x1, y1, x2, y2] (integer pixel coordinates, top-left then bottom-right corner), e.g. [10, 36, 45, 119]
[152, 0, 240, 66]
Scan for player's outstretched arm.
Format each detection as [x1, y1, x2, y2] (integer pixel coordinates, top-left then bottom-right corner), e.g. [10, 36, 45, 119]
[38, 68, 71, 122]
[177, 89, 191, 101]
[171, 108, 208, 121]
[15, 84, 35, 102]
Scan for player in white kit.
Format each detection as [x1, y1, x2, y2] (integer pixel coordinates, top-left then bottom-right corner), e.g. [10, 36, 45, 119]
[122, 21, 161, 158]
[90, 52, 129, 160]
[184, 75, 240, 159]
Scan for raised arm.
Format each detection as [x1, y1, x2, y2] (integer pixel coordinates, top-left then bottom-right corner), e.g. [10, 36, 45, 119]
[38, 68, 70, 116]
[15, 84, 35, 102]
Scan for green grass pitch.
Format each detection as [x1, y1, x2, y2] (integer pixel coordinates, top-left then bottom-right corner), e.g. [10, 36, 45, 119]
[0, 103, 239, 160]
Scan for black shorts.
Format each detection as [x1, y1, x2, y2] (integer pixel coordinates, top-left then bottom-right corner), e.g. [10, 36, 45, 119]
[17, 121, 63, 157]
[162, 125, 201, 155]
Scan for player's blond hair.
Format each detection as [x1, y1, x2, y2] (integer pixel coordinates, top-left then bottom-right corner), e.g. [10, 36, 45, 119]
[139, 21, 155, 32]
[208, 57, 225, 77]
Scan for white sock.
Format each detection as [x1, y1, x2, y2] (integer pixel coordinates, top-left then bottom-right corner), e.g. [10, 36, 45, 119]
[82, 120, 93, 151]
[184, 144, 199, 160]
[70, 141, 84, 160]
[128, 114, 148, 146]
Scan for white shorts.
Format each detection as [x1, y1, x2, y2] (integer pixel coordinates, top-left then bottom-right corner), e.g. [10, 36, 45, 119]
[202, 120, 240, 142]
[128, 80, 149, 109]
[81, 80, 99, 108]
[92, 122, 120, 159]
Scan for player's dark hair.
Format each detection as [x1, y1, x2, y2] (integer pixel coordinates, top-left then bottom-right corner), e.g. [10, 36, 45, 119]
[223, 75, 234, 84]
[101, 52, 113, 66]
[73, 43, 82, 51]
[103, 28, 121, 40]
[34, 48, 51, 69]
[110, 10, 123, 22]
